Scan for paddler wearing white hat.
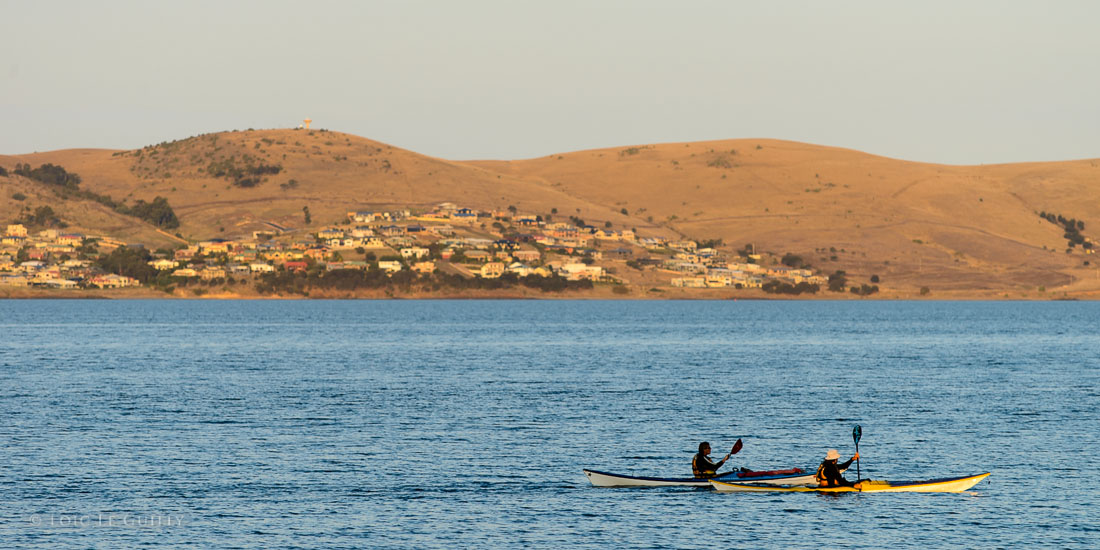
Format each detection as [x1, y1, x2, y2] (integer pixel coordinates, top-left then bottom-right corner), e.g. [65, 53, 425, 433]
[816, 448, 860, 487]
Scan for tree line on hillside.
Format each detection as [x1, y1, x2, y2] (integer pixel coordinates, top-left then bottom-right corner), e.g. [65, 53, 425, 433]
[254, 267, 593, 296]
[824, 270, 880, 296]
[13, 163, 82, 189]
[1039, 211, 1091, 250]
[14, 205, 66, 228]
[205, 155, 282, 188]
[11, 163, 179, 229]
[90, 250, 596, 296]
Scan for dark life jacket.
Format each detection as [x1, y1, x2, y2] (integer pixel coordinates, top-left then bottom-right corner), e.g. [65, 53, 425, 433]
[693, 453, 719, 478]
[815, 457, 855, 487]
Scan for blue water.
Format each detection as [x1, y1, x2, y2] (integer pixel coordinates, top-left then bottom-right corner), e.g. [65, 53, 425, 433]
[1, 300, 1097, 548]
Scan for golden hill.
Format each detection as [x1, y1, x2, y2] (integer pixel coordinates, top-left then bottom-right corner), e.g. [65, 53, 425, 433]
[471, 139, 1100, 294]
[3, 129, 638, 246]
[3, 129, 1099, 296]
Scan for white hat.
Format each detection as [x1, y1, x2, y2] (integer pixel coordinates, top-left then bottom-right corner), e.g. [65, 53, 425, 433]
[825, 449, 840, 461]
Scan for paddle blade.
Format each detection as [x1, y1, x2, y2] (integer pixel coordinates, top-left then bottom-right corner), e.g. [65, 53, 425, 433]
[730, 438, 743, 455]
[853, 425, 862, 444]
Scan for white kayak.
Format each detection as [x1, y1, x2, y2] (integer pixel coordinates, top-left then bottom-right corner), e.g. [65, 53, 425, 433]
[583, 467, 826, 488]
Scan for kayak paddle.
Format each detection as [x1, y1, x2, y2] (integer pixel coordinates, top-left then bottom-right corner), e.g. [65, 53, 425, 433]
[730, 438, 743, 456]
[852, 425, 862, 481]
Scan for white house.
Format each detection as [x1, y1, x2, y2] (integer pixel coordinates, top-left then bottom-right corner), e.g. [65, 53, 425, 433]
[378, 260, 403, 273]
[400, 247, 430, 260]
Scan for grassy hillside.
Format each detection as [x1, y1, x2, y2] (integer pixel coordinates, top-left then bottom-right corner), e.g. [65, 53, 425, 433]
[4, 130, 1099, 295]
[470, 139, 1100, 293]
[4, 129, 643, 242]
[0, 156, 181, 247]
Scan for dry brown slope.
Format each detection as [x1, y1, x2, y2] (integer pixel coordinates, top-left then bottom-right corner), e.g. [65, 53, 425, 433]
[469, 139, 1100, 292]
[7, 131, 1100, 294]
[5, 129, 644, 240]
[0, 158, 178, 247]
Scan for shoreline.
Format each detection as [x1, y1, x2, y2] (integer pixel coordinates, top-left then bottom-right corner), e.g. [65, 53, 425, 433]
[1, 286, 1096, 301]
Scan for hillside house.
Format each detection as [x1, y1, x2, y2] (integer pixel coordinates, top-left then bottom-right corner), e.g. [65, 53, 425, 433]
[728, 262, 766, 274]
[200, 239, 233, 254]
[350, 226, 375, 238]
[148, 259, 179, 271]
[704, 273, 734, 287]
[19, 260, 45, 272]
[400, 247, 430, 260]
[327, 238, 358, 249]
[450, 207, 478, 221]
[412, 261, 436, 274]
[666, 261, 706, 274]
[671, 277, 707, 288]
[0, 275, 29, 287]
[463, 238, 493, 249]
[385, 236, 415, 248]
[5, 224, 28, 237]
[1, 235, 26, 247]
[349, 211, 378, 223]
[479, 262, 505, 279]
[56, 234, 85, 247]
[200, 266, 228, 281]
[669, 240, 698, 251]
[341, 261, 370, 270]
[559, 263, 603, 281]
[175, 246, 199, 260]
[171, 268, 199, 278]
[557, 235, 592, 247]
[90, 274, 140, 288]
[430, 224, 456, 236]
[43, 278, 79, 289]
[232, 250, 258, 263]
[513, 249, 540, 263]
[377, 260, 403, 273]
[605, 247, 633, 259]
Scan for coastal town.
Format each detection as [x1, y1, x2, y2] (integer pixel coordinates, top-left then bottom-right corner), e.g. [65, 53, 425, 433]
[1, 201, 833, 295]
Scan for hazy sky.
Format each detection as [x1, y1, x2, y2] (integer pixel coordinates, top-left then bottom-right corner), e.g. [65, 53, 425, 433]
[4, 0, 1099, 164]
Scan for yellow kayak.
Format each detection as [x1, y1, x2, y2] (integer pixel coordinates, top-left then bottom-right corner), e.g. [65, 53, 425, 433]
[710, 472, 991, 493]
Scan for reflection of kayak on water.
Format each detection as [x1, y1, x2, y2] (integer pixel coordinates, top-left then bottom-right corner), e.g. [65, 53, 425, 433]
[710, 472, 991, 493]
[583, 467, 831, 488]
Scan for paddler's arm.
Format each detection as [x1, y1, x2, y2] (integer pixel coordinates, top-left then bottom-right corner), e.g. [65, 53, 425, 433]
[838, 452, 859, 470]
[714, 450, 733, 468]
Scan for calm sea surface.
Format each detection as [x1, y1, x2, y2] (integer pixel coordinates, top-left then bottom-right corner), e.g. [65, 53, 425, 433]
[1, 300, 1097, 548]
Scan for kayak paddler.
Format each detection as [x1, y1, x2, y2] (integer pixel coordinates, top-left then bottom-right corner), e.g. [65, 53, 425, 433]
[692, 441, 737, 479]
[815, 448, 860, 487]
